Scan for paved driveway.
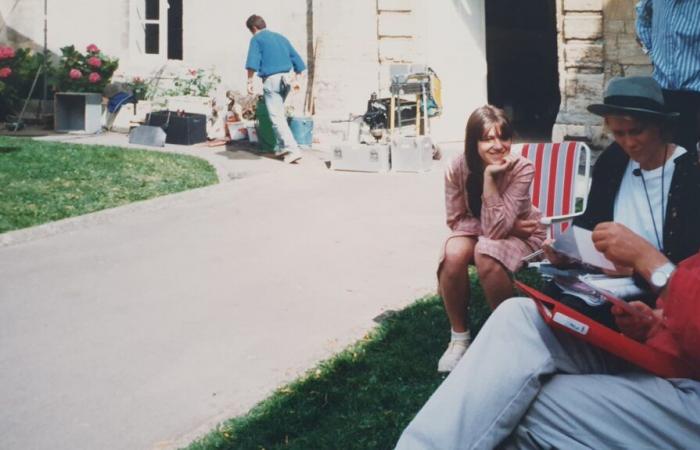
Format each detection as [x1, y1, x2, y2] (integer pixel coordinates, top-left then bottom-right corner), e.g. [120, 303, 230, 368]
[0, 136, 453, 450]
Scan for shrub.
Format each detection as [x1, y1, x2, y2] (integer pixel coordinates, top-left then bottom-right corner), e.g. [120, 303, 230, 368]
[56, 44, 118, 93]
[166, 68, 221, 97]
[0, 45, 51, 119]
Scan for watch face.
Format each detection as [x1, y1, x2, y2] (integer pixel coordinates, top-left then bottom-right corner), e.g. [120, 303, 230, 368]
[651, 271, 667, 288]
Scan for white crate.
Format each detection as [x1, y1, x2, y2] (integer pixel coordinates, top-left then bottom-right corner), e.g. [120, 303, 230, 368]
[390, 136, 433, 172]
[227, 121, 248, 141]
[165, 96, 212, 116]
[331, 142, 391, 173]
[54, 92, 103, 134]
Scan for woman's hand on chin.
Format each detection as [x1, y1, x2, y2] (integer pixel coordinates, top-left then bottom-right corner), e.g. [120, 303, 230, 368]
[484, 153, 517, 177]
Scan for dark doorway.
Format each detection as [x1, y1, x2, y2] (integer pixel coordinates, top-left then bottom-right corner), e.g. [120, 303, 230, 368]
[485, 0, 559, 140]
[168, 0, 183, 60]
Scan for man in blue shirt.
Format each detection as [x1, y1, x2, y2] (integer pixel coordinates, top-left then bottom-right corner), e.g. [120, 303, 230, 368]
[245, 15, 307, 164]
[636, 0, 700, 154]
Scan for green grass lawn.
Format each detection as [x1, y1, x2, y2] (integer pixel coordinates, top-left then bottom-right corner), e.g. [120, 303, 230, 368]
[0, 136, 218, 233]
[186, 270, 542, 450]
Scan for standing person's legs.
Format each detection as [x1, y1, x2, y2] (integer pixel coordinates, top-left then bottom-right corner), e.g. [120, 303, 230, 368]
[396, 298, 629, 450]
[437, 237, 476, 372]
[663, 89, 700, 153]
[263, 74, 302, 162]
[499, 374, 700, 450]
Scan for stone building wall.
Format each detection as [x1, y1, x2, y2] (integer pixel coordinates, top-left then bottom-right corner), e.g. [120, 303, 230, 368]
[553, 0, 652, 148]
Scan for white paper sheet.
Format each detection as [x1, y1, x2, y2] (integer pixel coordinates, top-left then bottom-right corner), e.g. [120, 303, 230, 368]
[553, 226, 617, 271]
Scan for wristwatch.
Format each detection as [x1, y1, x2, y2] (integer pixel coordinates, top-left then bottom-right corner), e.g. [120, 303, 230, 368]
[650, 262, 676, 290]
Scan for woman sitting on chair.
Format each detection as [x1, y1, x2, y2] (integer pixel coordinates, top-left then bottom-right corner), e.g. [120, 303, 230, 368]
[437, 105, 546, 373]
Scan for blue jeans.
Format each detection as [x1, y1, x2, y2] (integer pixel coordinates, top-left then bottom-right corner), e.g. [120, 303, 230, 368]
[262, 73, 299, 151]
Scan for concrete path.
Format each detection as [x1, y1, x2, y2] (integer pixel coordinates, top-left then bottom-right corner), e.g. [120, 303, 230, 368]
[0, 134, 456, 450]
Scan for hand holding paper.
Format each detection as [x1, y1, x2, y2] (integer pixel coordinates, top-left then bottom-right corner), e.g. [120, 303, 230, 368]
[552, 226, 617, 271]
[591, 222, 657, 271]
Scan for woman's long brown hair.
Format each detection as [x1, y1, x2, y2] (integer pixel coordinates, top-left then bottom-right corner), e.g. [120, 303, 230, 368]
[465, 105, 513, 218]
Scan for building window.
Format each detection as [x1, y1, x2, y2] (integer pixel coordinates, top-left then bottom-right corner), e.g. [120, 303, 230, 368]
[143, 0, 160, 55]
[135, 0, 182, 60]
[167, 0, 183, 60]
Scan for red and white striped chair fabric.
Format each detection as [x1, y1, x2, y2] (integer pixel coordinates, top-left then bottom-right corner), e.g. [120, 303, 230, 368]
[511, 141, 591, 239]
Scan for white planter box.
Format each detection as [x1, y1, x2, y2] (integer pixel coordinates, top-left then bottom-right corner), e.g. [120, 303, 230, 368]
[165, 96, 212, 116]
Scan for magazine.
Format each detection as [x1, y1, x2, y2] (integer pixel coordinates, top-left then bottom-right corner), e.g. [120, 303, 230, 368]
[553, 275, 645, 319]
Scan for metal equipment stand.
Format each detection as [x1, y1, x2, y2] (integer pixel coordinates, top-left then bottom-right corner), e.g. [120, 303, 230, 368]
[388, 74, 431, 137]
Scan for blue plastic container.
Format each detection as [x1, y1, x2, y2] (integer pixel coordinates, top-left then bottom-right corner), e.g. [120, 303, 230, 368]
[288, 116, 313, 148]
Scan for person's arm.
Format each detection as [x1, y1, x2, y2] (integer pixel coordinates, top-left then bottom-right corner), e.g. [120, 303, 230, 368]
[592, 222, 667, 339]
[660, 255, 700, 363]
[285, 38, 306, 91]
[591, 222, 667, 276]
[635, 0, 653, 53]
[480, 156, 532, 239]
[285, 37, 306, 74]
[246, 69, 256, 95]
[445, 158, 479, 233]
[245, 39, 261, 94]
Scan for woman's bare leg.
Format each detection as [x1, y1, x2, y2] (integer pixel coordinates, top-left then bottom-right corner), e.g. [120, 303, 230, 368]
[474, 252, 515, 310]
[438, 237, 477, 332]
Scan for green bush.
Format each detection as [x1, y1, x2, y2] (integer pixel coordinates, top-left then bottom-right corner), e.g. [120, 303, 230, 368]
[0, 46, 52, 119]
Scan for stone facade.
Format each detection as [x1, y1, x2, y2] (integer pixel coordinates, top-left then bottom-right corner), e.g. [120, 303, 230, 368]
[553, 0, 651, 147]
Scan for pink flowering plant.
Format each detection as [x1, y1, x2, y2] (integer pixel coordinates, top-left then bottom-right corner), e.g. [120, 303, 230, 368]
[57, 44, 118, 93]
[165, 68, 221, 97]
[0, 45, 51, 119]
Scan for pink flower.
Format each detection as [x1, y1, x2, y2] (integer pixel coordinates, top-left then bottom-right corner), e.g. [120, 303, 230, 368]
[88, 72, 102, 83]
[188, 68, 198, 76]
[86, 44, 100, 53]
[69, 68, 82, 80]
[0, 67, 12, 78]
[87, 56, 102, 68]
[0, 46, 15, 60]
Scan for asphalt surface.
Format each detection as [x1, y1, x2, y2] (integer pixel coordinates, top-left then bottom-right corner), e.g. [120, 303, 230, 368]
[0, 133, 453, 450]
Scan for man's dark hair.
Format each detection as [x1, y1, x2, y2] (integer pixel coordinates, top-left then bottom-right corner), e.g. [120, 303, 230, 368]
[246, 15, 266, 32]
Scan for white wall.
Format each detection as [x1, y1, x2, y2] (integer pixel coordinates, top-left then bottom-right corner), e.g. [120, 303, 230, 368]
[312, 0, 380, 131]
[2, 0, 487, 142]
[179, 0, 308, 93]
[415, 0, 488, 142]
[0, 0, 127, 56]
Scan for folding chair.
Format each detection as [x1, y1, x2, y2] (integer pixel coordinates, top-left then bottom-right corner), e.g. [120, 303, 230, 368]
[511, 141, 591, 239]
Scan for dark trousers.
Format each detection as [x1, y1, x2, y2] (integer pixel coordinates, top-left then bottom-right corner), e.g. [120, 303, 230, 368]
[663, 89, 700, 153]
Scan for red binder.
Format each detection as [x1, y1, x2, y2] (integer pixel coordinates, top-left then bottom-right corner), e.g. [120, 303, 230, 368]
[515, 281, 696, 380]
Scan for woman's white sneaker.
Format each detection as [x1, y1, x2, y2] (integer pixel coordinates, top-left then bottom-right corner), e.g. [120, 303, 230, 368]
[437, 340, 470, 373]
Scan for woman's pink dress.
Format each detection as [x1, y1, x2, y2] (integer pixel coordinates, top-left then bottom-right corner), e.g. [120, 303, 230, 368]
[439, 152, 546, 274]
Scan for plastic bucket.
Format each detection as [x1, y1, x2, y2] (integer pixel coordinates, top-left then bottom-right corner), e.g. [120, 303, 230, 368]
[288, 116, 313, 148]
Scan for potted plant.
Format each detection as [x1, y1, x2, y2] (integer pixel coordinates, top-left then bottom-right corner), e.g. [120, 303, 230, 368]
[164, 67, 221, 116]
[54, 44, 119, 133]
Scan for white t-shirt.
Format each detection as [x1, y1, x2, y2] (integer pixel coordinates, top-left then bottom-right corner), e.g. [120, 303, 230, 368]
[613, 146, 687, 250]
